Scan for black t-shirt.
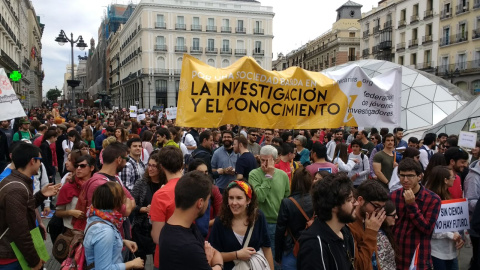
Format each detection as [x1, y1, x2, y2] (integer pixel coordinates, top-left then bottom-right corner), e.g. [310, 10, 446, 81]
[159, 223, 211, 270]
[235, 152, 258, 181]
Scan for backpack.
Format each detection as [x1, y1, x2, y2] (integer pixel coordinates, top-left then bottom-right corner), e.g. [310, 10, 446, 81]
[287, 197, 314, 257]
[16, 130, 32, 142]
[60, 221, 106, 270]
[184, 149, 208, 171]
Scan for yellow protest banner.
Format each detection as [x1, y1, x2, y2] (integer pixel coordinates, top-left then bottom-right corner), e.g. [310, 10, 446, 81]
[176, 55, 401, 129]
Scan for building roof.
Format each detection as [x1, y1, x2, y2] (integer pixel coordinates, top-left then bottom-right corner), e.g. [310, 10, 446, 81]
[336, 0, 363, 11]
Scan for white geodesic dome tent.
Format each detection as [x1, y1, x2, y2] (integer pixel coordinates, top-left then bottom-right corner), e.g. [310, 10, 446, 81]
[322, 60, 472, 130]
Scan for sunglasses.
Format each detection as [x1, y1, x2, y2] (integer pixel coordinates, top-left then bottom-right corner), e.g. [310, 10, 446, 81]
[33, 157, 42, 161]
[249, 134, 258, 137]
[121, 156, 130, 161]
[76, 163, 88, 168]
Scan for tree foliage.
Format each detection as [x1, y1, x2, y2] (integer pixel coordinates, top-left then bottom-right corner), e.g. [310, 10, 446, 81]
[46, 88, 62, 101]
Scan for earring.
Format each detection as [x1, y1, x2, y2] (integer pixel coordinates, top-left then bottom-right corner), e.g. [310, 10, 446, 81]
[246, 204, 249, 208]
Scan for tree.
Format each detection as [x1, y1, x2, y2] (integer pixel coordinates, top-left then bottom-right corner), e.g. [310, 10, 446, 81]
[46, 88, 62, 101]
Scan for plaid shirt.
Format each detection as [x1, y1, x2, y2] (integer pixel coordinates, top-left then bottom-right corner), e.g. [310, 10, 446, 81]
[119, 156, 146, 191]
[389, 185, 441, 270]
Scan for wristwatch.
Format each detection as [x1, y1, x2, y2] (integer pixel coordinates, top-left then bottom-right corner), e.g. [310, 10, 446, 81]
[213, 263, 224, 270]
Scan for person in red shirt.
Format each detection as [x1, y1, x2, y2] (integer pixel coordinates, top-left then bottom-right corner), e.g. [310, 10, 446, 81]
[150, 146, 184, 269]
[444, 147, 469, 199]
[275, 143, 298, 182]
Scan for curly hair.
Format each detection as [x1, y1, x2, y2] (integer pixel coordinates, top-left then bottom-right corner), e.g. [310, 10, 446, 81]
[312, 172, 354, 221]
[219, 181, 258, 228]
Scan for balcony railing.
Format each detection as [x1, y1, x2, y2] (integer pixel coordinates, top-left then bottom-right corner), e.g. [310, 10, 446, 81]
[155, 22, 166, 29]
[175, 23, 186, 30]
[378, 40, 392, 50]
[416, 61, 435, 70]
[235, 49, 247, 56]
[220, 48, 232, 55]
[154, 68, 169, 75]
[253, 28, 264, 35]
[206, 25, 217, 32]
[174, 46, 187, 52]
[437, 61, 480, 76]
[398, 20, 406, 29]
[384, 21, 392, 29]
[424, 9, 434, 19]
[221, 26, 232, 33]
[363, 30, 370, 38]
[191, 24, 202, 31]
[373, 25, 380, 35]
[473, 29, 480, 39]
[410, 15, 419, 24]
[154, 45, 168, 51]
[456, 2, 470, 14]
[190, 47, 203, 54]
[331, 57, 336, 64]
[422, 35, 433, 45]
[408, 39, 419, 48]
[440, 33, 469, 46]
[235, 27, 246, 34]
[441, 8, 452, 19]
[253, 49, 265, 56]
[396, 42, 406, 51]
[205, 47, 218, 54]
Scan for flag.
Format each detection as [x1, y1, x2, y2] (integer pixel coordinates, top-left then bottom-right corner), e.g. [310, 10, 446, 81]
[409, 244, 420, 270]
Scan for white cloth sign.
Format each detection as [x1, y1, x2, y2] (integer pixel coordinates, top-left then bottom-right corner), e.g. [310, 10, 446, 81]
[130, 106, 137, 118]
[434, 199, 470, 233]
[458, 131, 477, 149]
[0, 69, 27, 121]
[166, 107, 177, 120]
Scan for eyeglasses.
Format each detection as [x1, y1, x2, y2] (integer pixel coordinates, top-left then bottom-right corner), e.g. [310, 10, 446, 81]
[249, 134, 258, 137]
[386, 213, 397, 218]
[76, 163, 88, 168]
[120, 156, 129, 161]
[398, 174, 417, 180]
[367, 201, 385, 212]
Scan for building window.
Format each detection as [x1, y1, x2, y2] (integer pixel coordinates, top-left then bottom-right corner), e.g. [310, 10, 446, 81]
[156, 14, 165, 28]
[441, 56, 449, 72]
[222, 59, 230, 68]
[155, 79, 167, 108]
[192, 38, 200, 50]
[193, 17, 200, 26]
[207, 39, 215, 50]
[157, 56, 165, 69]
[457, 53, 466, 70]
[411, 53, 417, 66]
[177, 57, 183, 69]
[254, 41, 262, 53]
[399, 56, 404, 65]
[222, 40, 230, 50]
[459, 22, 467, 40]
[207, 59, 215, 67]
[349, 32, 355, 37]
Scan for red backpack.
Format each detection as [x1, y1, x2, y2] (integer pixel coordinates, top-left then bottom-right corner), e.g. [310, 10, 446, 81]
[287, 197, 314, 257]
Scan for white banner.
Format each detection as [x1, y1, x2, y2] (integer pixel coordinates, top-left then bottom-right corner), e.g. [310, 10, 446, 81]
[458, 131, 477, 149]
[166, 107, 177, 120]
[129, 106, 137, 118]
[434, 199, 470, 233]
[0, 69, 26, 121]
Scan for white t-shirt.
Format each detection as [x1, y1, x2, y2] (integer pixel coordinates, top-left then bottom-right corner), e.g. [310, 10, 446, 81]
[62, 140, 73, 165]
[179, 142, 188, 157]
[182, 132, 197, 154]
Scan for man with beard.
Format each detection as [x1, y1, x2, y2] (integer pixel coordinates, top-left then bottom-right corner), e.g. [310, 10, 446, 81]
[211, 130, 238, 193]
[247, 128, 261, 156]
[72, 142, 136, 230]
[297, 173, 359, 270]
[390, 158, 441, 270]
[150, 146, 185, 270]
[419, 133, 437, 170]
[348, 180, 388, 270]
[233, 136, 257, 181]
[373, 133, 397, 190]
[445, 147, 469, 199]
[158, 171, 223, 270]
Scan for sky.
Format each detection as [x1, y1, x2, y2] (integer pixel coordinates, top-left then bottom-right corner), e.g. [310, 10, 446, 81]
[32, 0, 380, 96]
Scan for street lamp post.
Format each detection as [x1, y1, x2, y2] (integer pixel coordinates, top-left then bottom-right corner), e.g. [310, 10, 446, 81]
[148, 80, 151, 109]
[55, 30, 87, 116]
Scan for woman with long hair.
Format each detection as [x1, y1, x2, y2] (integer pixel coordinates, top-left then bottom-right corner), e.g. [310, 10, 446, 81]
[423, 153, 447, 185]
[67, 130, 83, 150]
[209, 181, 274, 270]
[115, 127, 128, 144]
[376, 200, 397, 270]
[81, 127, 95, 151]
[84, 182, 144, 269]
[426, 166, 464, 269]
[333, 143, 356, 173]
[140, 130, 154, 155]
[275, 168, 314, 269]
[131, 153, 165, 265]
[55, 154, 95, 241]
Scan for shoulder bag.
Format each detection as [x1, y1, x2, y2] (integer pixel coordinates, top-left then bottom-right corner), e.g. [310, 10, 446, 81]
[232, 218, 271, 270]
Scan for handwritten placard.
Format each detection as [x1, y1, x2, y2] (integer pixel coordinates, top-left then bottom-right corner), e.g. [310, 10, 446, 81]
[434, 198, 470, 233]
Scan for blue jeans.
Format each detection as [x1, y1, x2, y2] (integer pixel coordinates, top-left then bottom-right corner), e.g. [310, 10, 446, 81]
[267, 223, 282, 270]
[0, 261, 22, 270]
[432, 256, 458, 270]
[281, 251, 297, 270]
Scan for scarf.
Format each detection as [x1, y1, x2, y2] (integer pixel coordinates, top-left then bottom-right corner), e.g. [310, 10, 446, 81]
[87, 205, 124, 232]
[56, 176, 86, 206]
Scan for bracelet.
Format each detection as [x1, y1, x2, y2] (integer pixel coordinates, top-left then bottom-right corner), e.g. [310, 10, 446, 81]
[213, 263, 224, 270]
[235, 250, 238, 259]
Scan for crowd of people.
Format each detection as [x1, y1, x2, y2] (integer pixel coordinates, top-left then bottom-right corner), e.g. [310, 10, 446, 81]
[1, 106, 480, 270]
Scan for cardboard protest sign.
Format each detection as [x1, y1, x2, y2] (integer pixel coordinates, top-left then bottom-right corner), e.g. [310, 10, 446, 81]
[176, 55, 401, 129]
[166, 107, 177, 120]
[434, 198, 470, 233]
[0, 68, 27, 121]
[129, 106, 137, 118]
